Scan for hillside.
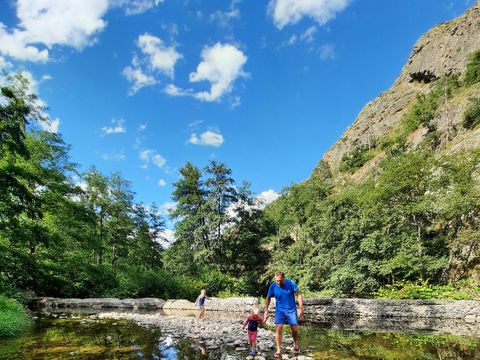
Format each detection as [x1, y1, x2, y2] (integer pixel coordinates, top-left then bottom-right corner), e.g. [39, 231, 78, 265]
[264, 1, 480, 297]
[322, 1, 480, 176]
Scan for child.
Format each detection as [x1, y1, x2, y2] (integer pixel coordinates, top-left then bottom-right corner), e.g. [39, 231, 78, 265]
[194, 289, 208, 319]
[243, 306, 263, 356]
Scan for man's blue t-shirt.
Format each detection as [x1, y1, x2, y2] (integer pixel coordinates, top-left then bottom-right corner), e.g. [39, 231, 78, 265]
[267, 279, 299, 312]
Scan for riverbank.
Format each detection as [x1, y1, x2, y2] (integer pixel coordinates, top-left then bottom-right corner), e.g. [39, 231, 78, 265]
[33, 296, 480, 336]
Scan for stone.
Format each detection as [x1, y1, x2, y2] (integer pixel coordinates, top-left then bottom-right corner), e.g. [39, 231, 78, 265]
[320, 1, 480, 177]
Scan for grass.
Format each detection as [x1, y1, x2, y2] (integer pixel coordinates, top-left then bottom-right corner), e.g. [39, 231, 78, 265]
[0, 295, 32, 337]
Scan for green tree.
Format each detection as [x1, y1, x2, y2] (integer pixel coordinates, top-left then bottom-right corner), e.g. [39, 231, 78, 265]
[203, 160, 238, 264]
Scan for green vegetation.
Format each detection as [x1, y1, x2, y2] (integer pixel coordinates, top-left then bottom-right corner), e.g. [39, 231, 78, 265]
[464, 50, 480, 86]
[463, 96, 480, 129]
[339, 144, 378, 173]
[375, 280, 480, 300]
[0, 296, 31, 337]
[381, 75, 461, 152]
[0, 72, 271, 301]
[2, 49, 480, 305]
[165, 161, 273, 295]
[264, 147, 480, 297]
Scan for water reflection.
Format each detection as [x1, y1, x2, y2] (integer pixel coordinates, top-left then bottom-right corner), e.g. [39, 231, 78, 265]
[1, 315, 480, 359]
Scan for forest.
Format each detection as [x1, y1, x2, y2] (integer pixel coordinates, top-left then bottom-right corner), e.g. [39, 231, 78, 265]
[1, 49, 480, 321]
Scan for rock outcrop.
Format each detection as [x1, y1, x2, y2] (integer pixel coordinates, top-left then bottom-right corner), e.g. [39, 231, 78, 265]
[322, 1, 480, 174]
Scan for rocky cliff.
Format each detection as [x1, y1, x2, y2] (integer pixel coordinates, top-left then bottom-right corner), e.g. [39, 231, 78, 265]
[322, 1, 480, 175]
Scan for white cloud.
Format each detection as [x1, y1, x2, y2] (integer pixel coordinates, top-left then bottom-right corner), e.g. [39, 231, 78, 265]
[0, 56, 12, 70]
[101, 151, 126, 161]
[139, 149, 166, 168]
[160, 229, 175, 244]
[0, 0, 109, 62]
[139, 149, 154, 162]
[102, 118, 126, 135]
[209, 0, 241, 27]
[41, 74, 53, 82]
[164, 83, 193, 97]
[230, 96, 241, 109]
[300, 26, 317, 43]
[112, 0, 164, 15]
[123, 65, 158, 95]
[158, 179, 167, 186]
[286, 34, 297, 46]
[138, 123, 147, 131]
[268, 0, 351, 29]
[188, 130, 224, 147]
[152, 154, 166, 168]
[161, 201, 177, 215]
[137, 33, 182, 78]
[165, 43, 247, 103]
[38, 117, 60, 133]
[318, 43, 335, 60]
[123, 33, 182, 94]
[256, 189, 280, 208]
[189, 43, 247, 102]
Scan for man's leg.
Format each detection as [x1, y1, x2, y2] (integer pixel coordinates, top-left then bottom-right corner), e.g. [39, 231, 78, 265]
[275, 324, 283, 354]
[290, 325, 299, 351]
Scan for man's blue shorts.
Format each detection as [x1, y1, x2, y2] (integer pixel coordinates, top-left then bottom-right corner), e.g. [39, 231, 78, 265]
[274, 309, 298, 326]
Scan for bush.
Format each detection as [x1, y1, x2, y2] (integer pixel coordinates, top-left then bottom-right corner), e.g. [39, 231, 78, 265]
[111, 268, 202, 301]
[199, 270, 248, 297]
[374, 280, 479, 300]
[464, 50, 480, 86]
[339, 145, 377, 173]
[0, 295, 31, 337]
[463, 97, 480, 130]
[380, 75, 460, 152]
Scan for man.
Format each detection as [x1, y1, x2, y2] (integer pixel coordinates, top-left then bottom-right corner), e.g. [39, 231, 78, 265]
[263, 271, 303, 357]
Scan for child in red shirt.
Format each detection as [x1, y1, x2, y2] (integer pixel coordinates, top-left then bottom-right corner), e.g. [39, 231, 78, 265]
[243, 306, 264, 356]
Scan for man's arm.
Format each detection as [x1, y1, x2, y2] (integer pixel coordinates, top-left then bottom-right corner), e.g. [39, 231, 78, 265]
[296, 290, 304, 319]
[263, 297, 270, 322]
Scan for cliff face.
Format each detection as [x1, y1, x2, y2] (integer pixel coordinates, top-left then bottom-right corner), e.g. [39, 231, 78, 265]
[322, 1, 480, 174]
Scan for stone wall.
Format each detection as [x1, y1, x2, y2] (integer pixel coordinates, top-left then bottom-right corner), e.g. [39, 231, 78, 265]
[301, 298, 480, 335]
[34, 296, 480, 318]
[34, 297, 480, 333]
[33, 297, 165, 310]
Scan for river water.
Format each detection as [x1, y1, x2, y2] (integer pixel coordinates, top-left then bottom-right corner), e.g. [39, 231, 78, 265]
[1, 312, 480, 359]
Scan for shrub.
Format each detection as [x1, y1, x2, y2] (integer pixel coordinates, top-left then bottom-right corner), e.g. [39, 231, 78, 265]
[463, 97, 480, 129]
[198, 270, 248, 297]
[464, 50, 480, 86]
[374, 280, 479, 300]
[380, 75, 460, 152]
[0, 295, 31, 337]
[339, 145, 377, 173]
[112, 268, 202, 301]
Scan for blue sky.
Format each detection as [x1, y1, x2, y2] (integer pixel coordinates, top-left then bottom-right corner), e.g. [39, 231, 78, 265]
[0, 0, 476, 223]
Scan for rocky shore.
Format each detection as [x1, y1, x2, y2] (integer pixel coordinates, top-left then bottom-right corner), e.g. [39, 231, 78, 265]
[97, 311, 314, 359]
[34, 296, 480, 336]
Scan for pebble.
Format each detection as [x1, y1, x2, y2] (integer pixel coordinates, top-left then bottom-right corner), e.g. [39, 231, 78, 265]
[97, 312, 312, 358]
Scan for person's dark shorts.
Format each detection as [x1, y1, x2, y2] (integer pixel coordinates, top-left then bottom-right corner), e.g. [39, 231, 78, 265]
[274, 309, 298, 326]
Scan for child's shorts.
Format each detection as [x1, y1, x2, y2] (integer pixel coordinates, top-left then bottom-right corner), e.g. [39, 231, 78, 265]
[247, 330, 258, 341]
